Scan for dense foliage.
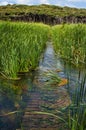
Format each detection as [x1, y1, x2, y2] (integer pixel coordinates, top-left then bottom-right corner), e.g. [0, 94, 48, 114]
[0, 4, 86, 22]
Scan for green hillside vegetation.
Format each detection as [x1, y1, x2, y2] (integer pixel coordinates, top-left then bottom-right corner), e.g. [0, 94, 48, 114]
[0, 4, 86, 20]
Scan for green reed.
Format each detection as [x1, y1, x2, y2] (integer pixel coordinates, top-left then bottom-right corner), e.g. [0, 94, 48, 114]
[0, 22, 50, 79]
[52, 24, 86, 66]
[67, 73, 86, 130]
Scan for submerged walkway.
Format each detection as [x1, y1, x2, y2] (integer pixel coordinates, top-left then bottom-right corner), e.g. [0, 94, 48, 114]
[21, 43, 71, 130]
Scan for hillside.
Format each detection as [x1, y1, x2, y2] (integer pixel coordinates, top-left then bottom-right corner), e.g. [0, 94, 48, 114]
[0, 4, 86, 24]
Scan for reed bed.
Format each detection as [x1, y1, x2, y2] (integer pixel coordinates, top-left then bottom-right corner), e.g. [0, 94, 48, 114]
[52, 24, 86, 66]
[0, 22, 50, 79]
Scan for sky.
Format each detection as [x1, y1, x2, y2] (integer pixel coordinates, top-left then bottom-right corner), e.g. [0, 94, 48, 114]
[0, 0, 86, 8]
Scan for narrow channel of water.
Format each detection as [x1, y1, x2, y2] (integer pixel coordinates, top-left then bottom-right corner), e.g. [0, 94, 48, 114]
[0, 42, 86, 130]
[37, 42, 86, 98]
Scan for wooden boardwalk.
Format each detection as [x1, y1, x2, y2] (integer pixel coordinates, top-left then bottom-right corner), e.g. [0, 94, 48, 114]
[21, 83, 71, 130]
[22, 89, 58, 130]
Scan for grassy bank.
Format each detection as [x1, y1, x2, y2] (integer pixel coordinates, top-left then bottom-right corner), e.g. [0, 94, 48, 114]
[52, 24, 86, 66]
[0, 22, 50, 79]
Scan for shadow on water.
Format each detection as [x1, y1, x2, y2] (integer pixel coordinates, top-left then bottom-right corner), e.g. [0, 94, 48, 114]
[0, 42, 86, 130]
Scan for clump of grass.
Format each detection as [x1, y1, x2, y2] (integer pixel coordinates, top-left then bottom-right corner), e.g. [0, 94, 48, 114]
[44, 70, 68, 87]
[44, 70, 61, 85]
[0, 22, 50, 79]
[52, 24, 86, 66]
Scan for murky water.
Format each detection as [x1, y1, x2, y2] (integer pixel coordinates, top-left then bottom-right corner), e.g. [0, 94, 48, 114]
[0, 43, 86, 130]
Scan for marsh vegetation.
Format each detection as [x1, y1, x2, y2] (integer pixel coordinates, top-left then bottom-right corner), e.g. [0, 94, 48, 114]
[0, 22, 50, 79]
[0, 21, 86, 130]
[52, 24, 86, 66]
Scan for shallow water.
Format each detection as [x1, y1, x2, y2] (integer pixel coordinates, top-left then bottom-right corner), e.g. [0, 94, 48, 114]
[0, 43, 86, 130]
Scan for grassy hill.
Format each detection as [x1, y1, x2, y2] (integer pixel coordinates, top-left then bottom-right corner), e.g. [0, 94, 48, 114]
[0, 4, 86, 24]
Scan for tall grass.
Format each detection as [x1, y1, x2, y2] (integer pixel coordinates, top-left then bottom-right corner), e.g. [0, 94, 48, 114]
[52, 24, 86, 66]
[0, 22, 50, 79]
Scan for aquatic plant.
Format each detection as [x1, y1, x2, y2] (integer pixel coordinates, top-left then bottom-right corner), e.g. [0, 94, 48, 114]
[44, 70, 68, 87]
[52, 24, 86, 66]
[0, 22, 50, 79]
[67, 73, 86, 130]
